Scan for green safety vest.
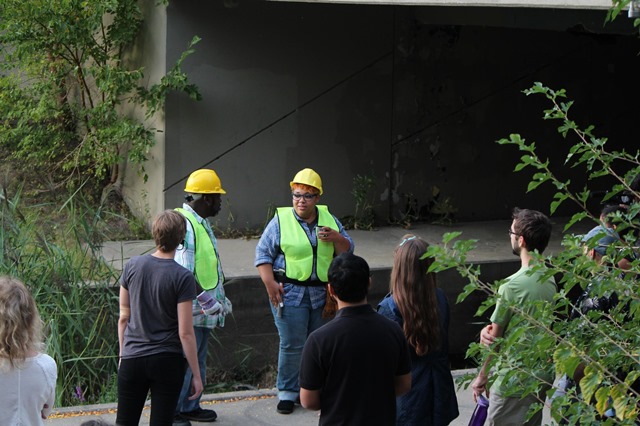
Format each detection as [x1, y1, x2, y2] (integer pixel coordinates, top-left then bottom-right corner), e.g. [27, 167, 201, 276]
[175, 208, 223, 290]
[277, 205, 338, 282]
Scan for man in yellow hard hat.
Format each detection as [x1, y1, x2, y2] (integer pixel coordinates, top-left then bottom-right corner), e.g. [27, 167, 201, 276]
[255, 168, 354, 415]
[173, 169, 232, 426]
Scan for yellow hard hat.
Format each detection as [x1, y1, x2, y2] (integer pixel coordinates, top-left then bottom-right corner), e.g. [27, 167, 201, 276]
[290, 168, 323, 195]
[184, 169, 226, 194]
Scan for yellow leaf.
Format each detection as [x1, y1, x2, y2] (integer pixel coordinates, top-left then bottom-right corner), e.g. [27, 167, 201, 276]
[611, 384, 627, 420]
[579, 365, 603, 404]
[594, 386, 609, 416]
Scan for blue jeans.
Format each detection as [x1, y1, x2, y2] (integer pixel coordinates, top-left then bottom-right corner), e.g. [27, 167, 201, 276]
[175, 326, 210, 414]
[117, 353, 186, 426]
[271, 288, 324, 402]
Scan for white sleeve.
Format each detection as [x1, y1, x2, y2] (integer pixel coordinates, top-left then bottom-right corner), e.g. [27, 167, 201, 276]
[38, 354, 58, 418]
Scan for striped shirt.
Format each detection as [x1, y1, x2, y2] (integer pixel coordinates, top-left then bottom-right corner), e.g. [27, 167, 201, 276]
[175, 203, 231, 329]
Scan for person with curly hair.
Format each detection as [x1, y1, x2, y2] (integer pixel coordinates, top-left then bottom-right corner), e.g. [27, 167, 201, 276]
[0, 276, 57, 425]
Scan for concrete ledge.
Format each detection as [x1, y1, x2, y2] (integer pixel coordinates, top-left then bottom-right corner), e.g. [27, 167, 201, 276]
[267, 0, 613, 10]
[100, 218, 588, 276]
[99, 218, 592, 369]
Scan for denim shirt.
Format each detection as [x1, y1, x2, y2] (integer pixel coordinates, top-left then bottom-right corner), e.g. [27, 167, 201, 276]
[254, 207, 354, 309]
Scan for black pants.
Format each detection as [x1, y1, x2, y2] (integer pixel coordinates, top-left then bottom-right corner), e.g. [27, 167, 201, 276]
[116, 353, 187, 426]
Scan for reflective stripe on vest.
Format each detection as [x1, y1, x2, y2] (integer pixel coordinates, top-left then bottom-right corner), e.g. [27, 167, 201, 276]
[277, 205, 338, 282]
[175, 208, 222, 290]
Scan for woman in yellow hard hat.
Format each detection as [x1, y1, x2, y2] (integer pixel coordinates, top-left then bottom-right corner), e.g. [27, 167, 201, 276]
[255, 168, 354, 415]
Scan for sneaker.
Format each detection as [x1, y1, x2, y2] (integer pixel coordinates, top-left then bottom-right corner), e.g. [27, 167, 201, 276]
[172, 415, 191, 426]
[180, 408, 218, 422]
[277, 399, 295, 414]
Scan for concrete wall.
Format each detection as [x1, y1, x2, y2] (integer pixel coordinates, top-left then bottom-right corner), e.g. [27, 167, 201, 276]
[159, 1, 640, 228]
[390, 8, 640, 221]
[212, 260, 520, 371]
[276, 0, 613, 8]
[164, 1, 392, 228]
[120, 0, 168, 225]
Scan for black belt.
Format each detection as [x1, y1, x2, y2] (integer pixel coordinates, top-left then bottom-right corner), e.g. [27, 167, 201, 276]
[274, 272, 326, 287]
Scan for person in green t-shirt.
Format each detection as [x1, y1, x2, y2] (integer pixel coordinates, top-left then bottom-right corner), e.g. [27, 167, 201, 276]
[472, 208, 556, 426]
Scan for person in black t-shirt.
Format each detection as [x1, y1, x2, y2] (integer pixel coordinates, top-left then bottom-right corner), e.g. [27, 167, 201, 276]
[299, 253, 411, 425]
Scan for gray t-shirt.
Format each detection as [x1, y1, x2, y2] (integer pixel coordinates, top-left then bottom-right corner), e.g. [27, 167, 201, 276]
[120, 254, 196, 358]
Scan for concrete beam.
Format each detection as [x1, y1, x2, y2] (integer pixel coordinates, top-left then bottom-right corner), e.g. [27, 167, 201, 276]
[267, 0, 614, 11]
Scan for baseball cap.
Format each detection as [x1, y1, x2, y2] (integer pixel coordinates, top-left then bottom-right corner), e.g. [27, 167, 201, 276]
[581, 225, 620, 256]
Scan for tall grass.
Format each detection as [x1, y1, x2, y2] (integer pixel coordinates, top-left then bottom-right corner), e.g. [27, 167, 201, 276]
[0, 187, 121, 407]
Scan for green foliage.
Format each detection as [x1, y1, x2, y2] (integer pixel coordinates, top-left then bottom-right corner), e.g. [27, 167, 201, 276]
[97, 372, 119, 404]
[0, 0, 201, 193]
[352, 173, 377, 229]
[396, 192, 420, 229]
[0, 186, 121, 407]
[608, 0, 640, 29]
[341, 173, 377, 230]
[394, 186, 458, 228]
[429, 189, 459, 225]
[434, 83, 640, 424]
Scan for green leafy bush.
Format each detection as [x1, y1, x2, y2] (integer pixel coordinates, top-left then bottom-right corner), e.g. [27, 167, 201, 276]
[429, 83, 639, 424]
[0, 0, 201, 196]
[342, 173, 377, 230]
[1, 187, 120, 407]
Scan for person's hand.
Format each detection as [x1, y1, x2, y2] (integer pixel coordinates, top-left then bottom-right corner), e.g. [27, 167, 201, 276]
[317, 227, 339, 243]
[480, 324, 496, 347]
[41, 404, 49, 419]
[265, 279, 284, 308]
[188, 376, 204, 400]
[471, 374, 489, 402]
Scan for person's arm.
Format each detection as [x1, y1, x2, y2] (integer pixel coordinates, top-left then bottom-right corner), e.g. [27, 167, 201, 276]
[255, 218, 285, 307]
[480, 324, 497, 346]
[118, 286, 130, 360]
[300, 388, 321, 411]
[471, 322, 503, 401]
[618, 257, 632, 270]
[318, 216, 353, 255]
[319, 227, 350, 254]
[333, 232, 350, 254]
[175, 218, 195, 273]
[395, 372, 412, 396]
[257, 263, 284, 308]
[42, 381, 55, 419]
[41, 357, 56, 419]
[178, 300, 204, 400]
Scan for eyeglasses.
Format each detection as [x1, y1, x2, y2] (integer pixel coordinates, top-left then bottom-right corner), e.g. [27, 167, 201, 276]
[292, 192, 318, 201]
[508, 229, 519, 237]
